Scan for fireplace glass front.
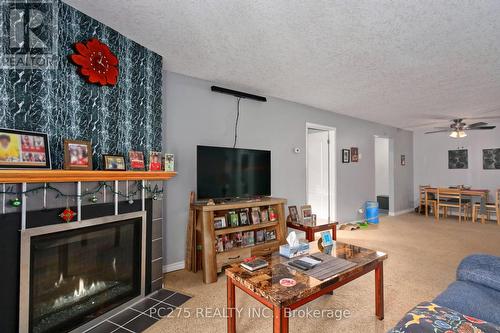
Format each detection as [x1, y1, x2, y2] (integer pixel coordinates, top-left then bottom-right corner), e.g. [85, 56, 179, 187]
[28, 218, 142, 333]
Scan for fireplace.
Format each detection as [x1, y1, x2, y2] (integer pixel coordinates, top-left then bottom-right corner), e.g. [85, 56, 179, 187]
[19, 212, 147, 333]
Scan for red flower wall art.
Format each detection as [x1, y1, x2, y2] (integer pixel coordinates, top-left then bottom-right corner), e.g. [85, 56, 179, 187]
[70, 38, 119, 86]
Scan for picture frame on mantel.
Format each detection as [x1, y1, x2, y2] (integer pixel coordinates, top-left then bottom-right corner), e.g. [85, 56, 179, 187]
[0, 128, 51, 169]
[64, 139, 92, 170]
[342, 149, 350, 163]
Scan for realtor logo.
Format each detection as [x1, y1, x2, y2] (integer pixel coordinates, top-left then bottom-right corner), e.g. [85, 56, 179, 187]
[0, 0, 58, 69]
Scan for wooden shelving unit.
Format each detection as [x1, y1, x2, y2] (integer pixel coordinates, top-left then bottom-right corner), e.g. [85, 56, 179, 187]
[214, 221, 278, 236]
[0, 170, 177, 183]
[191, 197, 287, 283]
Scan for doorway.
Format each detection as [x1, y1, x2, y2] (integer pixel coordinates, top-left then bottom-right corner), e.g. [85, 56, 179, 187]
[306, 123, 336, 224]
[374, 137, 390, 214]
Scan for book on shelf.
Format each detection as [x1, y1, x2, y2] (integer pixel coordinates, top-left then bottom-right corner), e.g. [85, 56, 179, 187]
[240, 257, 269, 272]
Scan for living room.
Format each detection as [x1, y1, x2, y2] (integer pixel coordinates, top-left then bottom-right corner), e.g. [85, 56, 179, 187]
[0, 1, 499, 333]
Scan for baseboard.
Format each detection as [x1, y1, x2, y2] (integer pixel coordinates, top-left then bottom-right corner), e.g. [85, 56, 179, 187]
[389, 208, 414, 217]
[163, 261, 185, 273]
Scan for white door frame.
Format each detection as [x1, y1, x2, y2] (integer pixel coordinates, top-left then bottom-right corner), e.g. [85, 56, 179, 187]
[305, 122, 337, 222]
[374, 135, 395, 215]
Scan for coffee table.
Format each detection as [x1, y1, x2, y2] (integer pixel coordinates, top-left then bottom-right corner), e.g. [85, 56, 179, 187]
[225, 241, 387, 333]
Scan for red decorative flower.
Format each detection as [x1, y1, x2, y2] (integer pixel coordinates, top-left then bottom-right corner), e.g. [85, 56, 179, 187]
[70, 38, 118, 86]
[59, 208, 76, 222]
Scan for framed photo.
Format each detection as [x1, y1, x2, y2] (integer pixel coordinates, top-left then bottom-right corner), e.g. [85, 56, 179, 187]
[260, 208, 269, 223]
[268, 207, 278, 221]
[0, 129, 51, 169]
[265, 230, 276, 241]
[213, 216, 227, 229]
[401, 154, 406, 166]
[301, 205, 312, 224]
[448, 149, 468, 169]
[342, 149, 350, 163]
[164, 153, 174, 171]
[255, 230, 265, 244]
[288, 206, 299, 222]
[351, 147, 359, 162]
[64, 140, 92, 170]
[102, 154, 126, 171]
[482, 148, 500, 169]
[251, 207, 261, 224]
[149, 151, 162, 171]
[239, 209, 250, 226]
[128, 150, 145, 170]
[321, 231, 333, 247]
[228, 211, 239, 227]
[242, 231, 255, 247]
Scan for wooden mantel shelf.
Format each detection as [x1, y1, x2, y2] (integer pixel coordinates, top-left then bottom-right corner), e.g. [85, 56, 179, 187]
[0, 170, 177, 183]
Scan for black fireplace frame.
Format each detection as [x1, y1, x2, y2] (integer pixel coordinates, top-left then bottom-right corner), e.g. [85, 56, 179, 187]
[19, 211, 147, 333]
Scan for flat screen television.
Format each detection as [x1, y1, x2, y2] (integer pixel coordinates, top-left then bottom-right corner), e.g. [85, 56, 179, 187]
[197, 145, 271, 200]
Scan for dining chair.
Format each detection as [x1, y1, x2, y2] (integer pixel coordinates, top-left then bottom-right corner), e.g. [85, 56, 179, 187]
[436, 188, 470, 223]
[472, 189, 500, 224]
[418, 185, 436, 217]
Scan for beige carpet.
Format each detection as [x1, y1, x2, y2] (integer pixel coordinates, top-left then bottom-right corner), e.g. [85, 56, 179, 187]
[147, 214, 500, 333]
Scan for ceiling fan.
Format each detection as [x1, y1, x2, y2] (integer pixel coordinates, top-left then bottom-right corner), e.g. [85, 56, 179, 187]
[424, 119, 496, 138]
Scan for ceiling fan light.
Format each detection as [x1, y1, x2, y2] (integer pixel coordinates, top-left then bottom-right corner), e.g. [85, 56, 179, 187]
[449, 130, 467, 138]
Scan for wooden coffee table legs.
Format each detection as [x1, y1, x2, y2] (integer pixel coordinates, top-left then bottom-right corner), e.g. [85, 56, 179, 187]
[227, 277, 236, 333]
[273, 306, 289, 333]
[375, 262, 384, 320]
[227, 262, 384, 332]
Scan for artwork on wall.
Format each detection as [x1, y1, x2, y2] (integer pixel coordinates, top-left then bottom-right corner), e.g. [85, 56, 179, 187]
[401, 155, 406, 166]
[448, 149, 468, 169]
[70, 38, 119, 86]
[482, 148, 500, 170]
[342, 149, 350, 163]
[0, 129, 51, 169]
[0, 1, 163, 169]
[350, 147, 359, 162]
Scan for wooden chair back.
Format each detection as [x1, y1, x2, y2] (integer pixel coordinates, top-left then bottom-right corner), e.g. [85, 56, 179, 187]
[496, 189, 500, 207]
[419, 185, 430, 202]
[437, 188, 462, 205]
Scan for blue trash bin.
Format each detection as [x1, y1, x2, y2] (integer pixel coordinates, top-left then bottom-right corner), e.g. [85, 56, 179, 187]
[365, 201, 379, 224]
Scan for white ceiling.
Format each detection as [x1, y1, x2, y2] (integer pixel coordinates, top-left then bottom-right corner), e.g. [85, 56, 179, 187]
[64, 0, 500, 130]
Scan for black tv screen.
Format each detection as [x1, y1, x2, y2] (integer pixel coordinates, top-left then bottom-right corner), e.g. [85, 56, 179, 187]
[197, 146, 271, 200]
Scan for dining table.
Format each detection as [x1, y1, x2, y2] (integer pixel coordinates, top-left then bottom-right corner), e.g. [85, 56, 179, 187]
[424, 187, 490, 222]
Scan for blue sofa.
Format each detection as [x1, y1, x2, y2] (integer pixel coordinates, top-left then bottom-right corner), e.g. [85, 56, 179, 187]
[389, 254, 500, 332]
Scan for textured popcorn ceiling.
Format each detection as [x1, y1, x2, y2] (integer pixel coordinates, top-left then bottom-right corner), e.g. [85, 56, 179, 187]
[63, 0, 500, 129]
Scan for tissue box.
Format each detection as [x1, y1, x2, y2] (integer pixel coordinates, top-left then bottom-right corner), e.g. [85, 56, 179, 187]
[279, 241, 310, 258]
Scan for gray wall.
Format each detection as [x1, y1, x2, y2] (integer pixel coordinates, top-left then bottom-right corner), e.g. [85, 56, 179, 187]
[413, 127, 500, 203]
[163, 72, 414, 267]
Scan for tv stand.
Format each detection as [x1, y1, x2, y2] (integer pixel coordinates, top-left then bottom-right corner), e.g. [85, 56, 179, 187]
[191, 197, 287, 283]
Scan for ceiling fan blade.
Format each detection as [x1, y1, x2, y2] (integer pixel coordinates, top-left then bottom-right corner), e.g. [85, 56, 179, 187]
[466, 126, 496, 130]
[465, 122, 487, 128]
[424, 130, 451, 134]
